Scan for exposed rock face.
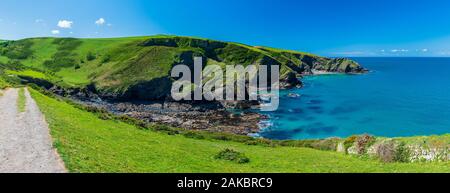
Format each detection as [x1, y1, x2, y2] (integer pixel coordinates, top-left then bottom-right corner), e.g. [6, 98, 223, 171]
[280, 72, 303, 89]
[311, 58, 367, 73]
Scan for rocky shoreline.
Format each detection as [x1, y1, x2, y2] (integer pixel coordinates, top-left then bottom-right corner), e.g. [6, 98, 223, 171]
[22, 75, 268, 136]
[80, 99, 266, 135]
[21, 62, 367, 136]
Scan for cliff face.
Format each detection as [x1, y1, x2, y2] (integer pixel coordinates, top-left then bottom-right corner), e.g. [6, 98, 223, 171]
[0, 36, 366, 101]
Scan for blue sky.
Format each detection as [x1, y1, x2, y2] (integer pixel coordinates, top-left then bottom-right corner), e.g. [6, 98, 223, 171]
[1, 0, 450, 57]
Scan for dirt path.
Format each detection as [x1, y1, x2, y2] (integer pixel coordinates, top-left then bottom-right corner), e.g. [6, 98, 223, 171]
[0, 88, 66, 173]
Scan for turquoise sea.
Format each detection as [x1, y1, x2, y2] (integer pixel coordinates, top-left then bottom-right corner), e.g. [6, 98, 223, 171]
[260, 57, 450, 140]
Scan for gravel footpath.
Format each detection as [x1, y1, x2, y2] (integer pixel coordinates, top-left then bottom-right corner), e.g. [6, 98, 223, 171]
[0, 88, 66, 173]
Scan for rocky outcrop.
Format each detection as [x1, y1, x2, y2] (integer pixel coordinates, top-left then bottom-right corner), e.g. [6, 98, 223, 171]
[280, 72, 303, 89]
[312, 58, 367, 74]
[80, 99, 266, 135]
[341, 135, 449, 163]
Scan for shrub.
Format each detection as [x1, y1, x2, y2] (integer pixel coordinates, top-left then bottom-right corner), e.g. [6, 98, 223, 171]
[117, 115, 149, 129]
[44, 39, 82, 71]
[212, 135, 231, 141]
[255, 138, 276, 146]
[394, 142, 411, 163]
[376, 141, 396, 162]
[86, 52, 96, 61]
[98, 112, 113, 120]
[1, 60, 26, 71]
[152, 124, 179, 135]
[277, 140, 315, 148]
[183, 131, 205, 139]
[355, 135, 376, 154]
[53, 38, 82, 50]
[344, 135, 358, 152]
[2, 40, 33, 59]
[101, 54, 111, 63]
[244, 140, 259, 146]
[214, 149, 250, 164]
[375, 141, 412, 163]
[310, 138, 340, 151]
[44, 54, 79, 71]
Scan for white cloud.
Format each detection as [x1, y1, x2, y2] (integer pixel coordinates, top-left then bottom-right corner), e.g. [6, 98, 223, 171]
[95, 18, 106, 25]
[437, 51, 450, 56]
[422, 48, 428, 52]
[51, 30, 60, 35]
[391, 49, 409, 53]
[331, 51, 371, 56]
[58, 20, 73, 28]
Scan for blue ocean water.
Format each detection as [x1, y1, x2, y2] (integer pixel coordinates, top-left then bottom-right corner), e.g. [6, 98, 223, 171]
[259, 57, 450, 140]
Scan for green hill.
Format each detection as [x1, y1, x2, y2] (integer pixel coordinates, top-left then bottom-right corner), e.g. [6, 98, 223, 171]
[0, 35, 365, 100]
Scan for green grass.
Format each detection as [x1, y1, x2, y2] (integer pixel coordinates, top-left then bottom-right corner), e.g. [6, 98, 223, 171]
[29, 88, 450, 173]
[6, 69, 50, 80]
[17, 88, 26, 112]
[0, 55, 9, 63]
[0, 77, 9, 89]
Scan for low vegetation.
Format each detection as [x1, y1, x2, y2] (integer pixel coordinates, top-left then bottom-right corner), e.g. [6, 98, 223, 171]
[214, 149, 250, 164]
[0, 78, 8, 90]
[17, 87, 26, 112]
[341, 134, 448, 163]
[0, 63, 12, 90]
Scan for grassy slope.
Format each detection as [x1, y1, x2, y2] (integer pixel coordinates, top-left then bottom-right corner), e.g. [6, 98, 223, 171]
[2, 36, 203, 88]
[2, 35, 347, 93]
[29, 88, 450, 173]
[0, 77, 8, 89]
